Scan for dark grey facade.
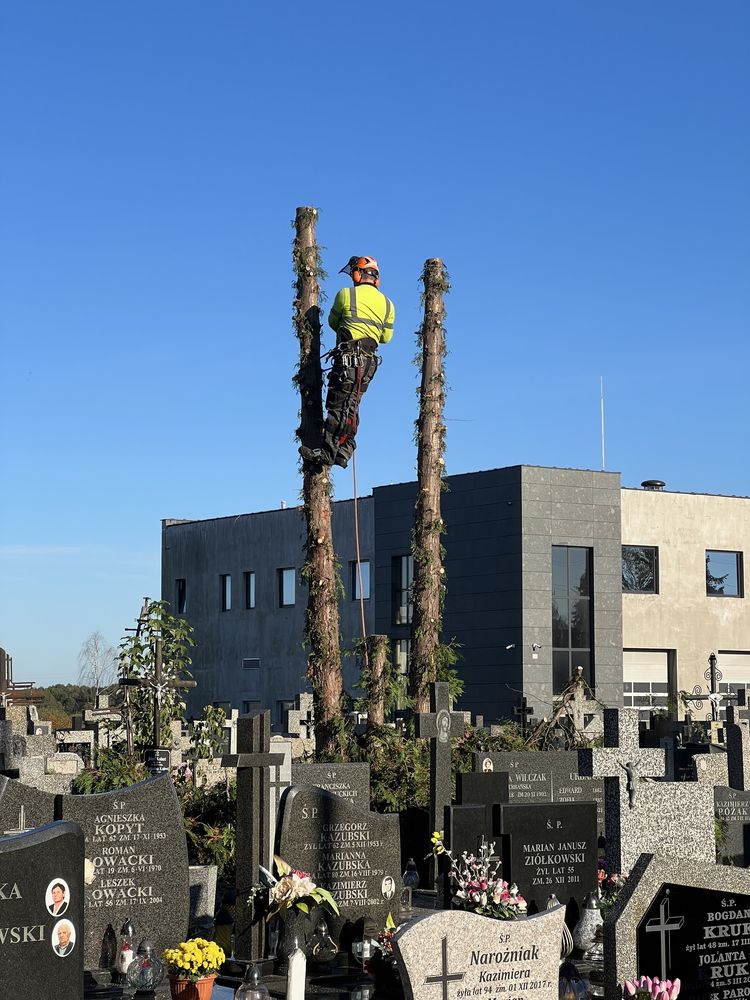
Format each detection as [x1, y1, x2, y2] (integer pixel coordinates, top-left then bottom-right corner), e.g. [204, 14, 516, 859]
[161, 465, 623, 725]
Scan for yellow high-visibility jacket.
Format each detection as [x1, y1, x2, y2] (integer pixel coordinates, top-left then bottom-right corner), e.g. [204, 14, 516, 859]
[328, 283, 395, 346]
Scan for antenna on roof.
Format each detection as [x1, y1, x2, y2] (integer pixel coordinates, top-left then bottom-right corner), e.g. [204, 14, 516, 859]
[600, 376, 606, 471]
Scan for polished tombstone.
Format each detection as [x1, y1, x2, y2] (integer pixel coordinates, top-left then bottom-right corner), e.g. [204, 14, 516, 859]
[0, 773, 56, 832]
[475, 750, 606, 837]
[392, 905, 565, 1000]
[497, 801, 598, 916]
[291, 762, 370, 808]
[278, 785, 401, 930]
[607, 853, 750, 1000]
[714, 786, 750, 865]
[0, 821, 84, 999]
[60, 774, 189, 970]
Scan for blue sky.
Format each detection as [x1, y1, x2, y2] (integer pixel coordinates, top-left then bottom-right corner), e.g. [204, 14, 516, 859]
[1, 2, 748, 687]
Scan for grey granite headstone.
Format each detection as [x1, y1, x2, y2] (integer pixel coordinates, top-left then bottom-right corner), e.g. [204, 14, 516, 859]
[278, 784, 401, 929]
[291, 761, 370, 808]
[475, 750, 606, 837]
[715, 786, 750, 865]
[60, 774, 189, 970]
[0, 821, 84, 999]
[498, 801, 598, 913]
[578, 708, 714, 872]
[607, 853, 750, 1000]
[189, 864, 218, 928]
[392, 905, 565, 1000]
[691, 749, 728, 786]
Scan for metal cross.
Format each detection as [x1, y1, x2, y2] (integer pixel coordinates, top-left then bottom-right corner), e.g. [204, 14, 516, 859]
[119, 637, 196, 748]
[424, 936, 465, 1000]
[514, 697, 535, 738]
[645, 891, 684, 981]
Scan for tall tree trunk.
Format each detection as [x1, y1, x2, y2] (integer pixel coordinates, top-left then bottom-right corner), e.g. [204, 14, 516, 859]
[409, 259, 450, 714]
[365, 634, 390, 727]
[293, 207, 343, 754]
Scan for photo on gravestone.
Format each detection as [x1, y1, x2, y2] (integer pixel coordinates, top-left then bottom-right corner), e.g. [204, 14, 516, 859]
[498, 801, 597, 923]
[715, 787, 750, 866]
[278, 785, 401, 937]
[60, 773, 189, 970]
[0, 821, 84, 1000]
[291, 762, 370, 808]
[392, 905, 565, 1000]
[637, 883, 750, 1000]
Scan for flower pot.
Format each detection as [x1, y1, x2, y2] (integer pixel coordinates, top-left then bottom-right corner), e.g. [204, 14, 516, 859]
[168, 973, 217, 1000]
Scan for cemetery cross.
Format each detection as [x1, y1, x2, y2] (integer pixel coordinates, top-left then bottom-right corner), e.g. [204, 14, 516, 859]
[119, 637, 196, 772]
[222, 711, 284, 962]
[644, 890, 685, 982]
[424, 936, 465, 1000]
[513, 697, 534, 738]
[416, 682, 466, 885]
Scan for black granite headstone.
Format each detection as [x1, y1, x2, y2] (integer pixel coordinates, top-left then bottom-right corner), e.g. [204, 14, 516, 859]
[715, 787, 750, 866]
[0, 774, 56, 833]
[291, 762, 370, 808]
[498, 801, 598, 915]
[637, 883, 750, 998]
[475, 751, 606, 837]
[60, 774, 189, 970]
[278, 785, 401, 929]
[0, 821, 84, 999]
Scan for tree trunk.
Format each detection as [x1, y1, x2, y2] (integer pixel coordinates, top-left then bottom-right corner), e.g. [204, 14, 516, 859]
[293, 207, 343, 755]
[409, 259, 450, 714]
[365, 634, 390, 727]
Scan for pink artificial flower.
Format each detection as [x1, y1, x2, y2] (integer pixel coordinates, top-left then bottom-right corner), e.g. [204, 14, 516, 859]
[640, 977, 652, 991]
[670, 979, 681, 999]
[624, 978, 638, 996]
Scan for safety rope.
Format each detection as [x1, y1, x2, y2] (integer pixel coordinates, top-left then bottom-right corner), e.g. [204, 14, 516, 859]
[350, 363, 369, 673]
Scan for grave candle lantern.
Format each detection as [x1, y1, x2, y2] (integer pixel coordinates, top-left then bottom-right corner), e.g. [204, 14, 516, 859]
[126, 939, 166, 995]
[116, 917, 136, 979]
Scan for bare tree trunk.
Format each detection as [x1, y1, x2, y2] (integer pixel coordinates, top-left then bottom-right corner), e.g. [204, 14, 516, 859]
[293, 207, 343, 755]
[409, 259, 450, 714]
[365, 634, 390, 727]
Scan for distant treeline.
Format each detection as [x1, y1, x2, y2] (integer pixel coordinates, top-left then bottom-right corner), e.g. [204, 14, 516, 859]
[34, 684, 123, 730]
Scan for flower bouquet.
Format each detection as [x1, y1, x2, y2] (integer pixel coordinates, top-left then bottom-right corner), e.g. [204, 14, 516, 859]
[598, 861, 629, 915]
[252, 854, 339, 922]
[162, 938, 225, 1000]
[624, 975, 681, 999]
[429, 832, 527, 919]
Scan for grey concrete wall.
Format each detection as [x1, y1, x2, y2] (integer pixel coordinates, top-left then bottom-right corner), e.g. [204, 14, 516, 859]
[520, 466, 623, 715]
[161, 499, 374, 723]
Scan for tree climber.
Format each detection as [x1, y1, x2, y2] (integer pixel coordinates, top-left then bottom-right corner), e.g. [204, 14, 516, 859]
[300, 255, 395, 470]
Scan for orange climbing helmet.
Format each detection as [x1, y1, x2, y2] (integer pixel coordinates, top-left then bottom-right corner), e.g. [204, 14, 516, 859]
[340, 256, 380, 287]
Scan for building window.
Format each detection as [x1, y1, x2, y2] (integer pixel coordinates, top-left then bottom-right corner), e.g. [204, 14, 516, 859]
[176, 578, 187, 614]
[552, 545, 593, 693]
[622, 546, 659, 594]
[244, 571, 256, 609]
[277, 699, 295, 728]
[220, 574, 232, 611]
[392, 555, 414, 625]
[351, 560, 371, 601]
[242, 658, 261, 670]
[278, 568, 295, 607]
[394, 638, 411, 676]
[242, 701, 261, 715]
[706, 551, 744, 597]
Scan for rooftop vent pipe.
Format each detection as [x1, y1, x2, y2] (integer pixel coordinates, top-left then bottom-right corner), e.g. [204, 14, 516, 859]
[641, 480, 666, 491]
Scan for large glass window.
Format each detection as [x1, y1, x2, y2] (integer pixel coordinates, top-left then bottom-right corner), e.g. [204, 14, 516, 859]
[278, 568, 296, 607]
[706, 551, 744, 597]
[394, 638, 411, 676]
[392, 555, 414, 625]
[351, 560, 371, 601]
[220, 574, 232, 612]
[552, 545, 593, 693]
[622, 546, 659, 594]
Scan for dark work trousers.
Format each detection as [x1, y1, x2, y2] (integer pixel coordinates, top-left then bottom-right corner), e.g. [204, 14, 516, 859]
[320, 346, 380, 466]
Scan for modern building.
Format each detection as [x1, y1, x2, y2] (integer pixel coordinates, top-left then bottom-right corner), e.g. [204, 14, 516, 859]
[161, 466, 750, 726]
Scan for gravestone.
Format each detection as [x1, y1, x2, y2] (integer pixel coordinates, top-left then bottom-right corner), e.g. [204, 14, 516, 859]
[715, 786, 750, 865]
[60, 773, 189, 970]
[392, 905, 565, 1000]
[690, 749, 728, 786]
[446, 772, 509, 859]
[726, 710, 750, 791]
[578, 708, 715, 872]
[0, 820, 84, 999]
[497, 801, 598, 916]
[291, 762, 370, 808]
[0, 774, 56, 832]
[475, 751, 606, 837]
[607, 853, 750, 1000]
[278, 785, 401, 930]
